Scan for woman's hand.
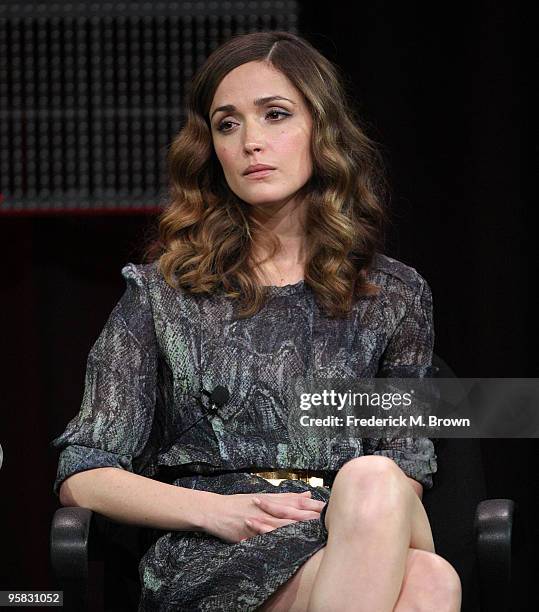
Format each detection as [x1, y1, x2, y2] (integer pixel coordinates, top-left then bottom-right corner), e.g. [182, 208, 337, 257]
[202, 490, 326, 543]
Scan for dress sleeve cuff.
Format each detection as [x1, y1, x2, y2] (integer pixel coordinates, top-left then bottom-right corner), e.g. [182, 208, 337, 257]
[53, 444, 133, 498]
[371, 447, 438, 490]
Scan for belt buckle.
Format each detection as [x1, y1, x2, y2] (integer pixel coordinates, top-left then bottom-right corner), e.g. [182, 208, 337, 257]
[251, 470, 325, 488]
[304, 475, 325, 488]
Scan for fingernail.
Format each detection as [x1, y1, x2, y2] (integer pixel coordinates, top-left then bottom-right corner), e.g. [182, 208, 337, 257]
[253, 498, 261, 505]
[245, 519, 253, 527]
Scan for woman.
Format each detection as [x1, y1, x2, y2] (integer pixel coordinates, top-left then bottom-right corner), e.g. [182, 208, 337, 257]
[51, 31, 461, 611]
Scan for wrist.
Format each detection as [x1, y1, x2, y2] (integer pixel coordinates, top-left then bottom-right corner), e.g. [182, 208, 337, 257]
[192, 490, 221, 532]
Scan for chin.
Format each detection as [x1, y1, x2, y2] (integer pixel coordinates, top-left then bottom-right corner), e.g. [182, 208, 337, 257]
[238, 190, 299, 207]
[244, 198, 293, 208]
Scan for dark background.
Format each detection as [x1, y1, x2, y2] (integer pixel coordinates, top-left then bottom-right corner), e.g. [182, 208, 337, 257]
[1, 1, 535, 609]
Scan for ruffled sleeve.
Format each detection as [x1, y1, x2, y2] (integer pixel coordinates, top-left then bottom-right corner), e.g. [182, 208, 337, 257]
[50, 263, 158, 498]
[368, 275, 438, 490]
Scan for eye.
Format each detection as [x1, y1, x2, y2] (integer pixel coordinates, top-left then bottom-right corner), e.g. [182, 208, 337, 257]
[266, 109, 291, 121]
[216, 108, 291, 133]
[216, 119, 238, 133]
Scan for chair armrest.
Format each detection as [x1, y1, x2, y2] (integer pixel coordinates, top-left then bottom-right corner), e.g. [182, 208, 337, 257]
[50, 507, 94, 583]
[50, 507, 155, 610]
[474, 499, 516, 612]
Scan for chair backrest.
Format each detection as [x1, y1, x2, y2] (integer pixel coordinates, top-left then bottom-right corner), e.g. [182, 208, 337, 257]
[423, 354, 486, 612]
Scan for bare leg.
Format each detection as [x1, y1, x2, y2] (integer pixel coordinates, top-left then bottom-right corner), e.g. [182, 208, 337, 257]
[259, 548, 325, 612]
[259, 547, 461, 612]
[393, 548, 462, 612]
[307, 456, 435, 612]
[259, 456, 460, 612]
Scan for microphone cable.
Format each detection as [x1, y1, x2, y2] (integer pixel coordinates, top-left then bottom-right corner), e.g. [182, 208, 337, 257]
[174, 384, 231, 440]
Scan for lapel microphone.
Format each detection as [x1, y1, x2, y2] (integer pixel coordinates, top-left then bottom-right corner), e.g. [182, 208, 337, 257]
[200, 385, 231, 414]
[156, 384, 231, 481]
[172, 385, 231, 441]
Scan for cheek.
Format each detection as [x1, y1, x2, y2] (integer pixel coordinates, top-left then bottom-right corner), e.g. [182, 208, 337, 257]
[216, 146, 235, 172]
[276, 127, 310, 155]
[276, 128, 312, 169]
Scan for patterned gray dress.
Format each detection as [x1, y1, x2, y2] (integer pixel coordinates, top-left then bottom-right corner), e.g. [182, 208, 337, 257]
[51, 252, 438, 611]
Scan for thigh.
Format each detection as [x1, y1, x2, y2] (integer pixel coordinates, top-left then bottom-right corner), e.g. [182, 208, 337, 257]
[258, 547, 326, 612]
[258, 546, 453, 612]
[325, 457, 435, 554]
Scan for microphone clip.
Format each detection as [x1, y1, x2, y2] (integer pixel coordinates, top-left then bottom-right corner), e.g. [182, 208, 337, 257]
[197, 384, 231, 416]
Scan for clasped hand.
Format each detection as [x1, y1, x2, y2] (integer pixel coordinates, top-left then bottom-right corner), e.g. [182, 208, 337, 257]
[204, 491, 326, 543]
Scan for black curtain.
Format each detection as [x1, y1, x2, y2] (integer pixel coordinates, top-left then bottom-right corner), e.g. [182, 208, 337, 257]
[299, 2, 535, 609]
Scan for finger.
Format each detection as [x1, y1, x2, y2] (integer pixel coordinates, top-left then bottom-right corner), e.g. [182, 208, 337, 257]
[253, 498, 323, 521]
[294, 496, 326, 511]
[262, 516, 300, 528]
[261, 493, 318, 507]
[245, 517, 276, 535]
[251, 514, 318, 532]
[255, 495, 326, 512]
[265, 491, 311, 498]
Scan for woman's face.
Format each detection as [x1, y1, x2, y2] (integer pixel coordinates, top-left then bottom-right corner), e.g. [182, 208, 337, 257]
[209, 61, 313, 210]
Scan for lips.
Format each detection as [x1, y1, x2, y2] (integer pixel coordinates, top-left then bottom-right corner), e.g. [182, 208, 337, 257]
[243, 164, 276, 175]
[244, 169, 275, 179]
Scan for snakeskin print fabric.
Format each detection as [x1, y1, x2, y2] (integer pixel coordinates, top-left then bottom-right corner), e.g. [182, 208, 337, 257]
[50, 252, 437, 611]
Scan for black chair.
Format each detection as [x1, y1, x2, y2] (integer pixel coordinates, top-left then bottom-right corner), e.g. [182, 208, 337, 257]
[421, 355, 522, 612]
[50, 507, 158, 611]
[50, 356, 521, 611]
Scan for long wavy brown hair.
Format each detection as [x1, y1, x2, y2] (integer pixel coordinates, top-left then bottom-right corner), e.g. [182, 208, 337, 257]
[144, 30, 389, 319]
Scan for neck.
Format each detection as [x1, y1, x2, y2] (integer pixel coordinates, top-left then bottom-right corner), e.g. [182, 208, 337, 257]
[247, 193, 311, 287]
[249, 195, 308, 266]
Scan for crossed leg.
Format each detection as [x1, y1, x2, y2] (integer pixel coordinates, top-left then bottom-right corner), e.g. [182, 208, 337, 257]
[259, 547, 460, 612]
[259, 456, 461, 612]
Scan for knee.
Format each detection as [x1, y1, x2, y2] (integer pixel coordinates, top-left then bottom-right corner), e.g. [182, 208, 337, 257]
[431, 557, 462, 611]
[334, 455, 408, 501]
[325, 456, 411, 529]
[408, 550, 462, 612]
[337, 455, 404, 483]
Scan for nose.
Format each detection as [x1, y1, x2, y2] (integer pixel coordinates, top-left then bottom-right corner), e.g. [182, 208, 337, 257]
[243, 117, 265, 154]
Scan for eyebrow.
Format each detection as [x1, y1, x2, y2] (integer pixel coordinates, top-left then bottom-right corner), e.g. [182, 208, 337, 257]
[210, 96, 296, 121]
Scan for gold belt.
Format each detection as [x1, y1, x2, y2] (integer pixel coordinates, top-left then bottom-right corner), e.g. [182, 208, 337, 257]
[251, 469, 326, 488]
